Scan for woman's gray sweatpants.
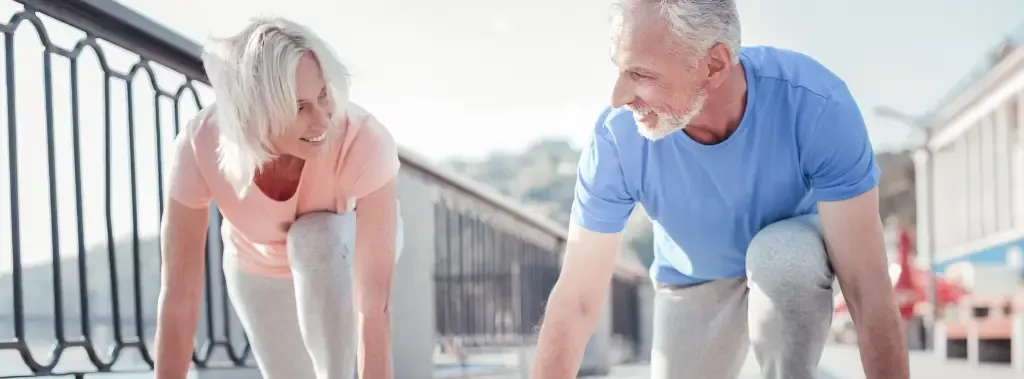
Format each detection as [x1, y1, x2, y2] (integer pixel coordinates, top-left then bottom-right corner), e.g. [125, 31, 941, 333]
[651, 214, 840, 379]
[223, 210, 403, 379]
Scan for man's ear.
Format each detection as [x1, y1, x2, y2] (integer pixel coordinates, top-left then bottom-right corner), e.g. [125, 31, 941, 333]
[704, 43, 734, 89]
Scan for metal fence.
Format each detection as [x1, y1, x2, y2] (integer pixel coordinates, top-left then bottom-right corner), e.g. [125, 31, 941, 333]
[0, 0, 247, 376]
[433, 203, 561, 346]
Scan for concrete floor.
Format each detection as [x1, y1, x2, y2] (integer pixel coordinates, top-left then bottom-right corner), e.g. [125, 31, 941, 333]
[581, 344, 1023, 379]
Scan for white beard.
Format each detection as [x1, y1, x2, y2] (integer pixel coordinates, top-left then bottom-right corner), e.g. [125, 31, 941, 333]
[632, 91, 708, 141]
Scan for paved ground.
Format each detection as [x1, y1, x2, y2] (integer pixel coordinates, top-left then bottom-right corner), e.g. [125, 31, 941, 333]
[581, 349, 841, 379]
[580, 344, 1023, 379]
[817, 344, 1021, 379]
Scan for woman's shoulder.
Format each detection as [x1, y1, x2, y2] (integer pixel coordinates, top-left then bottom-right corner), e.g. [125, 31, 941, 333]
[174, 105, 225, 177]
[180, 105, 220, 146]
[337, 101, 397, 158]
[332, 101, 400, 191]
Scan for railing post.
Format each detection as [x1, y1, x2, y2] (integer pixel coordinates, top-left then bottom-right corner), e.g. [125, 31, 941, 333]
[390, 174, 438, 378]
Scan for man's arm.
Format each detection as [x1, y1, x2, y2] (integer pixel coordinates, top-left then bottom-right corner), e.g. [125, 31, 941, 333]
[818, 187, 909, 379]
[531, 225, 622, 379]
[532, 107, 634, 378]
[353, 179, 399, 379]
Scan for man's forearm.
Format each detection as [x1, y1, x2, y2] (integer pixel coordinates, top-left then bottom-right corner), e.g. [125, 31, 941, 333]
[358, 313, 392, 379]
[531, 295, 601, 378]
[849, 292, 910, 379]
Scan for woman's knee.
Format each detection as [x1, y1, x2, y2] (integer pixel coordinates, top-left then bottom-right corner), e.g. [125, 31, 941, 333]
[286, 212, 355, 268]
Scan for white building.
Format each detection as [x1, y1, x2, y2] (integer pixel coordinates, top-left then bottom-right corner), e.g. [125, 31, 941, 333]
[917, 27, 1024, 277]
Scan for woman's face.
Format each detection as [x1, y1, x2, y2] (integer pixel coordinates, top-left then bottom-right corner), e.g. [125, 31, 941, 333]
[270, 51, 334, 161]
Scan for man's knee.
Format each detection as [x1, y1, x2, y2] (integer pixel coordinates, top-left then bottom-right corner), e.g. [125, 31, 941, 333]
[746, 215, 833, 298]
[287, 212, 354, 268]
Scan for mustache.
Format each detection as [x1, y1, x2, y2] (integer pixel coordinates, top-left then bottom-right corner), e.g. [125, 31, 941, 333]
[628, 106, 654, 116]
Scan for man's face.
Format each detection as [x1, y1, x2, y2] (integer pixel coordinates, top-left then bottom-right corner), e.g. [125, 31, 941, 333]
[610, 5, 709, 141]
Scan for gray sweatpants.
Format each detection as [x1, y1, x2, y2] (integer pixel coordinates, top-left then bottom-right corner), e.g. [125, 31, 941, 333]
[223, 210, 403, 379]
[651, 214, 839, 379]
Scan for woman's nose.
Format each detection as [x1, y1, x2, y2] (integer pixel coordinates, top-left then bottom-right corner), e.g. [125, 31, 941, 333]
[310, 104, 331, 124]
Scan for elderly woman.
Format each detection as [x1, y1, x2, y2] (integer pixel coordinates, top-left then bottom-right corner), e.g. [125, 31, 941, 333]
[153, 16, 401, 379]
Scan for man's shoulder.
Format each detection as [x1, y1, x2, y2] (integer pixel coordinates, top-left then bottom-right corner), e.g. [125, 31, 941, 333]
[741, 46, 848, 101]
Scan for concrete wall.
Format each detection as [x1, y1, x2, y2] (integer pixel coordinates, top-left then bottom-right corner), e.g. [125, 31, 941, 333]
[391, 169, 440, 378]
[579, 292, 614, 376]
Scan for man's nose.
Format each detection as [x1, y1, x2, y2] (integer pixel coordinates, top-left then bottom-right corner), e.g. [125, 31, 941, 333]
[610, 74, 634, 109]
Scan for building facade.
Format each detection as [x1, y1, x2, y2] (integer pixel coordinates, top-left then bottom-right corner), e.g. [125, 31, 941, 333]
[917, 27, 1024, 276]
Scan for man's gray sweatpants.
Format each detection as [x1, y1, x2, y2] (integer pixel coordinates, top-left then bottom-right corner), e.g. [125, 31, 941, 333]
[651, 214, 840, 379]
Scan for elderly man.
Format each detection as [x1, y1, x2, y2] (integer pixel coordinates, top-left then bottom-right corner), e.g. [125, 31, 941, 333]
[530, 1, 910, 379]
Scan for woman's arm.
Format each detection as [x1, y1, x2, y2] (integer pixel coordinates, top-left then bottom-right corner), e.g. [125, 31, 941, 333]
[153, 199, 210, 379]
[353, 178, 399, 379]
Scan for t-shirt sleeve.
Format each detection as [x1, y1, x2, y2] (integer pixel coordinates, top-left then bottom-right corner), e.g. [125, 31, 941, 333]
[802, 84, 880, 202]
[167, 119, 213, 209]
[569, 111, 636, 233]
[339, 114, 401, 200]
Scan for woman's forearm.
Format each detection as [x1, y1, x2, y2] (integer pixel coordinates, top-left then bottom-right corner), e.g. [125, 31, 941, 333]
[154, 200, 210, 379]
[353, 180, 399, 379]
[357, 309, 393, 379]
[154, 289, 203, 378]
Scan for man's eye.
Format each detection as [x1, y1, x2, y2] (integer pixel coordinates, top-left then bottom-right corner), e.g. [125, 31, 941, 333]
[630, 71, 650, 80]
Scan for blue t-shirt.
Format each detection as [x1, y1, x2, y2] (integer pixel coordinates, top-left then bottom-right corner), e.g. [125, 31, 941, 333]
[570, 46, 879, 286]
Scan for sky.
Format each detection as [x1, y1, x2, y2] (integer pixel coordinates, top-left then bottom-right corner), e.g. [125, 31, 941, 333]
[0, 0, 1023, 271]
[120, 0, 1024, 158]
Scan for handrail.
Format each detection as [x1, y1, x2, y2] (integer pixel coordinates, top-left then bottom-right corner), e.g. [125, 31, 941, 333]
[19, 0, 570, 242]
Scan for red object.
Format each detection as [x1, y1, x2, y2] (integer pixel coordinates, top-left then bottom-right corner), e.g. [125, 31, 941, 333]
[892, 231, 924, 318]
[833, 229, 969, 319]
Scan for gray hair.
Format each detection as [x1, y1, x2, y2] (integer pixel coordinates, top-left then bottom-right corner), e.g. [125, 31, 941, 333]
[617, 0, 742, 64]
[201, 16, 351, 195]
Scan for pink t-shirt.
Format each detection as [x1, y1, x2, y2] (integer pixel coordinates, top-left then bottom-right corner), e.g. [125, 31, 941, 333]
[167, 102, 400, 278]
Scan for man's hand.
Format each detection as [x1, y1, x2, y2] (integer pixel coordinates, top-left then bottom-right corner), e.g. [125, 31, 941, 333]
[530, 225, 622, 379]
[819, 187, 909, 379]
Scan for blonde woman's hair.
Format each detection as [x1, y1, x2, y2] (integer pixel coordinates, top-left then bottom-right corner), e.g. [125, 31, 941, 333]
[201, 16, 351, 195]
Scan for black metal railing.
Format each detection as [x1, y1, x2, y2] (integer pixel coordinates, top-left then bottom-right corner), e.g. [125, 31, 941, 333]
[0, 1, 244, 377]
[432, 202, 561, 347]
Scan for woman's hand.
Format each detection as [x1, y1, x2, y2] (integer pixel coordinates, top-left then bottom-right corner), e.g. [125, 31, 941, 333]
[353, 178, 399, 379]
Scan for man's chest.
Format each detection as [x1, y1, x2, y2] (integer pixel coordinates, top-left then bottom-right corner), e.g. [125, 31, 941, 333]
[633, 147, 812, 228]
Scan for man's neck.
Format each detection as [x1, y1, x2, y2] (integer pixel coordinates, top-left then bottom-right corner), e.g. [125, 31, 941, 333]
[687, 63, 748, 142]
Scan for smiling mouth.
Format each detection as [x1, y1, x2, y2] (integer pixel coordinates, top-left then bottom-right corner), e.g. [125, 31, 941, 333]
[301, 131, 327, 143]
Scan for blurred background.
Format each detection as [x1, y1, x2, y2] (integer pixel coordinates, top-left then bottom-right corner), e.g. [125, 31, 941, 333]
[1, 0, 1023, 378]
